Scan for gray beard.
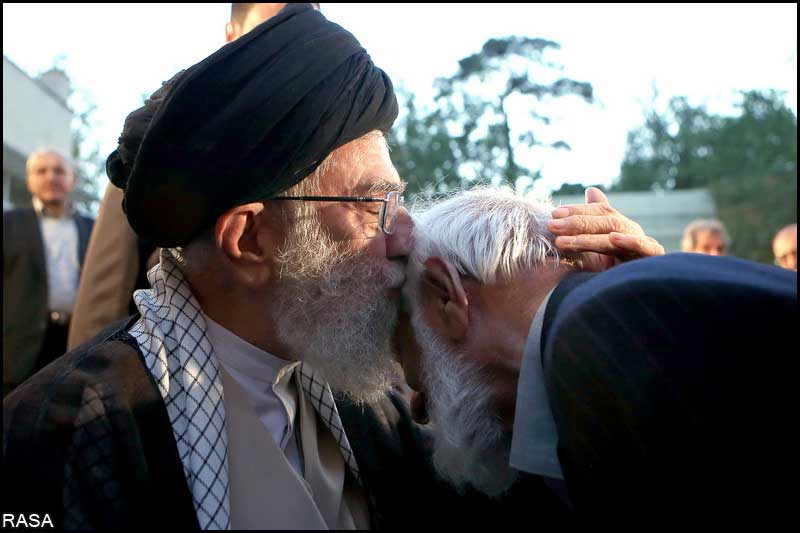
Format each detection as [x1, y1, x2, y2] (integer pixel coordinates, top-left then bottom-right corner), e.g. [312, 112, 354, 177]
[272, 224, 404, 404]
[412, 309, 519, 498]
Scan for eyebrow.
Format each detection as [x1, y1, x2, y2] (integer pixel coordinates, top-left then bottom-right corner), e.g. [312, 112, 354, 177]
[354, 180, 407, 196]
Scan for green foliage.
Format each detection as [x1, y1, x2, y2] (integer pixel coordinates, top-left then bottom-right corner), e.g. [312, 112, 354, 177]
[70, 96, 104, 216]
[390, 36, 593, 198]
[552, 182, 605, 196]
[711, 174, 796, 262]
[388, 88, 463, 198]
[614, 90, 797, 262]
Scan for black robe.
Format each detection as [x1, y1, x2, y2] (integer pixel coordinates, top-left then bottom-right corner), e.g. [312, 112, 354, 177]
[3, 318, 570, 529]
[540, 254, 797, 520]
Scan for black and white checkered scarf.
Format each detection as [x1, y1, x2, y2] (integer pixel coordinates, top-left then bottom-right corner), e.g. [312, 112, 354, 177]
[130, 249, 361, 530]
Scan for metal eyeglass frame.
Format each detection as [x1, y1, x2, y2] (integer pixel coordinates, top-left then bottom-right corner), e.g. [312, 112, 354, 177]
[270, 191, 404, 235]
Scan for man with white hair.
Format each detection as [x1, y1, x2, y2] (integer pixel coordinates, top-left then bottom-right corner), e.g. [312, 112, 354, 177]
[396, 187, 797, 521]
[680, 218, 730, 256]
[3, 148, 94, 397]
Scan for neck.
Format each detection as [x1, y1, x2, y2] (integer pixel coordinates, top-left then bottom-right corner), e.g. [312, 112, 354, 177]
[187, 277, 293, 361]
[34, 197, 68, 218]
[471, 261, 576, 430]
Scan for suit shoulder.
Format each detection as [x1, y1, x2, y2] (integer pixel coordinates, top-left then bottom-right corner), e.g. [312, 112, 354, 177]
[3, 207, 34, 223]
[2, 208, 35, 246]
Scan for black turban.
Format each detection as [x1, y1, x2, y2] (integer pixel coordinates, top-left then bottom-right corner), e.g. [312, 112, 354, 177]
[107, 3, 397, 247]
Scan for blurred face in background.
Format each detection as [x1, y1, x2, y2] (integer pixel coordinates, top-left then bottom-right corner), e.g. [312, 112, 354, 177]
[25, 151, 76, 209]
[226, 3, 285, 42]
[773, 226, 797, 270]
[690, 230, 727, 256]
[225, 3, 321, 43]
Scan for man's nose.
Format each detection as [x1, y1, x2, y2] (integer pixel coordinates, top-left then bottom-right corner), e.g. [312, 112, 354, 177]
[386, 206, 414, 259]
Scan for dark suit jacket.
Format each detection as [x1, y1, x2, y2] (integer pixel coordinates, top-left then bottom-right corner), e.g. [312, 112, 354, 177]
[536, 253, 797, 521]
[3, 317, 571, 529]
[3, 207, 93, 391]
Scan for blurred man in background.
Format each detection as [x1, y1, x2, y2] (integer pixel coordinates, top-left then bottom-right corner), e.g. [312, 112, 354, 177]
[226, 3, 319, 42]
[680, 218, 730, 256]
[68, 3, 314, 350]
[3, 149, 94, 397]
[772, 223, 797, 270]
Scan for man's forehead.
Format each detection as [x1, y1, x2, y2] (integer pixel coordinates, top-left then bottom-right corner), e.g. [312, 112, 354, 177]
[696, 230, 723, 241]
[775, 231, 797, 248]
[29, 152, 70, 168]
[323, 133, 404, 195]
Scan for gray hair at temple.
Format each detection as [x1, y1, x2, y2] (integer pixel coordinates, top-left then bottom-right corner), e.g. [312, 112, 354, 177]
[25, 147, 74, 175]
[409, 187, 559, 284]
[680, 218, 731, 252]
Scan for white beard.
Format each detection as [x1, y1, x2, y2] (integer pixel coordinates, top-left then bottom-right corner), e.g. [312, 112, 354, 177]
[272, 221, 404, 404]
[411, 308, 519, 498]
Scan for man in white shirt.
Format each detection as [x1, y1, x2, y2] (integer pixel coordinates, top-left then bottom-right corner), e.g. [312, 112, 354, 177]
[3, 148, 94, 397]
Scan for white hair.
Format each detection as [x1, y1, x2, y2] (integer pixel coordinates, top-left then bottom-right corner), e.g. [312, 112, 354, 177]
[413, 308, 519, 497]
[681, 218, 731, 251]
[404, 186, 557, 497]
[25, 147, 74, 175]
[409, 187, 559, 284]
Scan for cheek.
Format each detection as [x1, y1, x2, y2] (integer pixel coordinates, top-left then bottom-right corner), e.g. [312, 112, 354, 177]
[317, 204, 351, 239]
[393, 310, 423, 390]
[321, 205, 390, 260]
[364, 231, 388, 259]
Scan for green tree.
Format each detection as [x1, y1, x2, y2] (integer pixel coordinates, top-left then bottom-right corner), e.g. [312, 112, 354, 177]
[388, 88, 460, 199]
[390, 37, 594, 197]
[70, 95, 104, 216]
[45, 58, 103, 215]
[617, 97, 723, 191]
[615, 90, 797, 262]
[553, 182, 605, 196]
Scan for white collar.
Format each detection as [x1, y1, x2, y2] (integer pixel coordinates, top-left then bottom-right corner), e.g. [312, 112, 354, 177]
[204, 315, 299, 386]
[32, 196, 73, 219]
[130, 250, 363, 531]
[509, 284, 563, 479]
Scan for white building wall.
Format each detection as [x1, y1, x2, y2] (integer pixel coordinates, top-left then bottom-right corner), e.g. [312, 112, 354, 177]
[3, 56, 73, 156]
[3, 55, 74, 208]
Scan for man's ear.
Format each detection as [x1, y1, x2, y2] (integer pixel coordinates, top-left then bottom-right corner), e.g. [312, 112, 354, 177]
[224, 22, 237, 43]
[215, 202, 278, 286]
[422, 257, 469, 341]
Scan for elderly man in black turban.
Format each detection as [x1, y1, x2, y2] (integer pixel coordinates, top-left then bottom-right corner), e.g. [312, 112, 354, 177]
[3, 4, 664, 530]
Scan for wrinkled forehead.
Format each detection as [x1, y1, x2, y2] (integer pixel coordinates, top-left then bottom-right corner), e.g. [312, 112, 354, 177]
[695, 229, 725, 243]
[774, 230, 797, 250]
[27, 151, 72, 173]
[319, 133, 404, 195]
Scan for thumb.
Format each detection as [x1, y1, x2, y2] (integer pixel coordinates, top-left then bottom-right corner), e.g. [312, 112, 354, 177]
[585, 186, 609, 205]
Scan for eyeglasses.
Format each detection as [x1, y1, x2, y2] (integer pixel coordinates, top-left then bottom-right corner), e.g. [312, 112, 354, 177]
[271, 191, 405, 235]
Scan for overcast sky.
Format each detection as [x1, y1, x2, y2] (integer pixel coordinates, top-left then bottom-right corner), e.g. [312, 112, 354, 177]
[3, 3, 797, 194]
